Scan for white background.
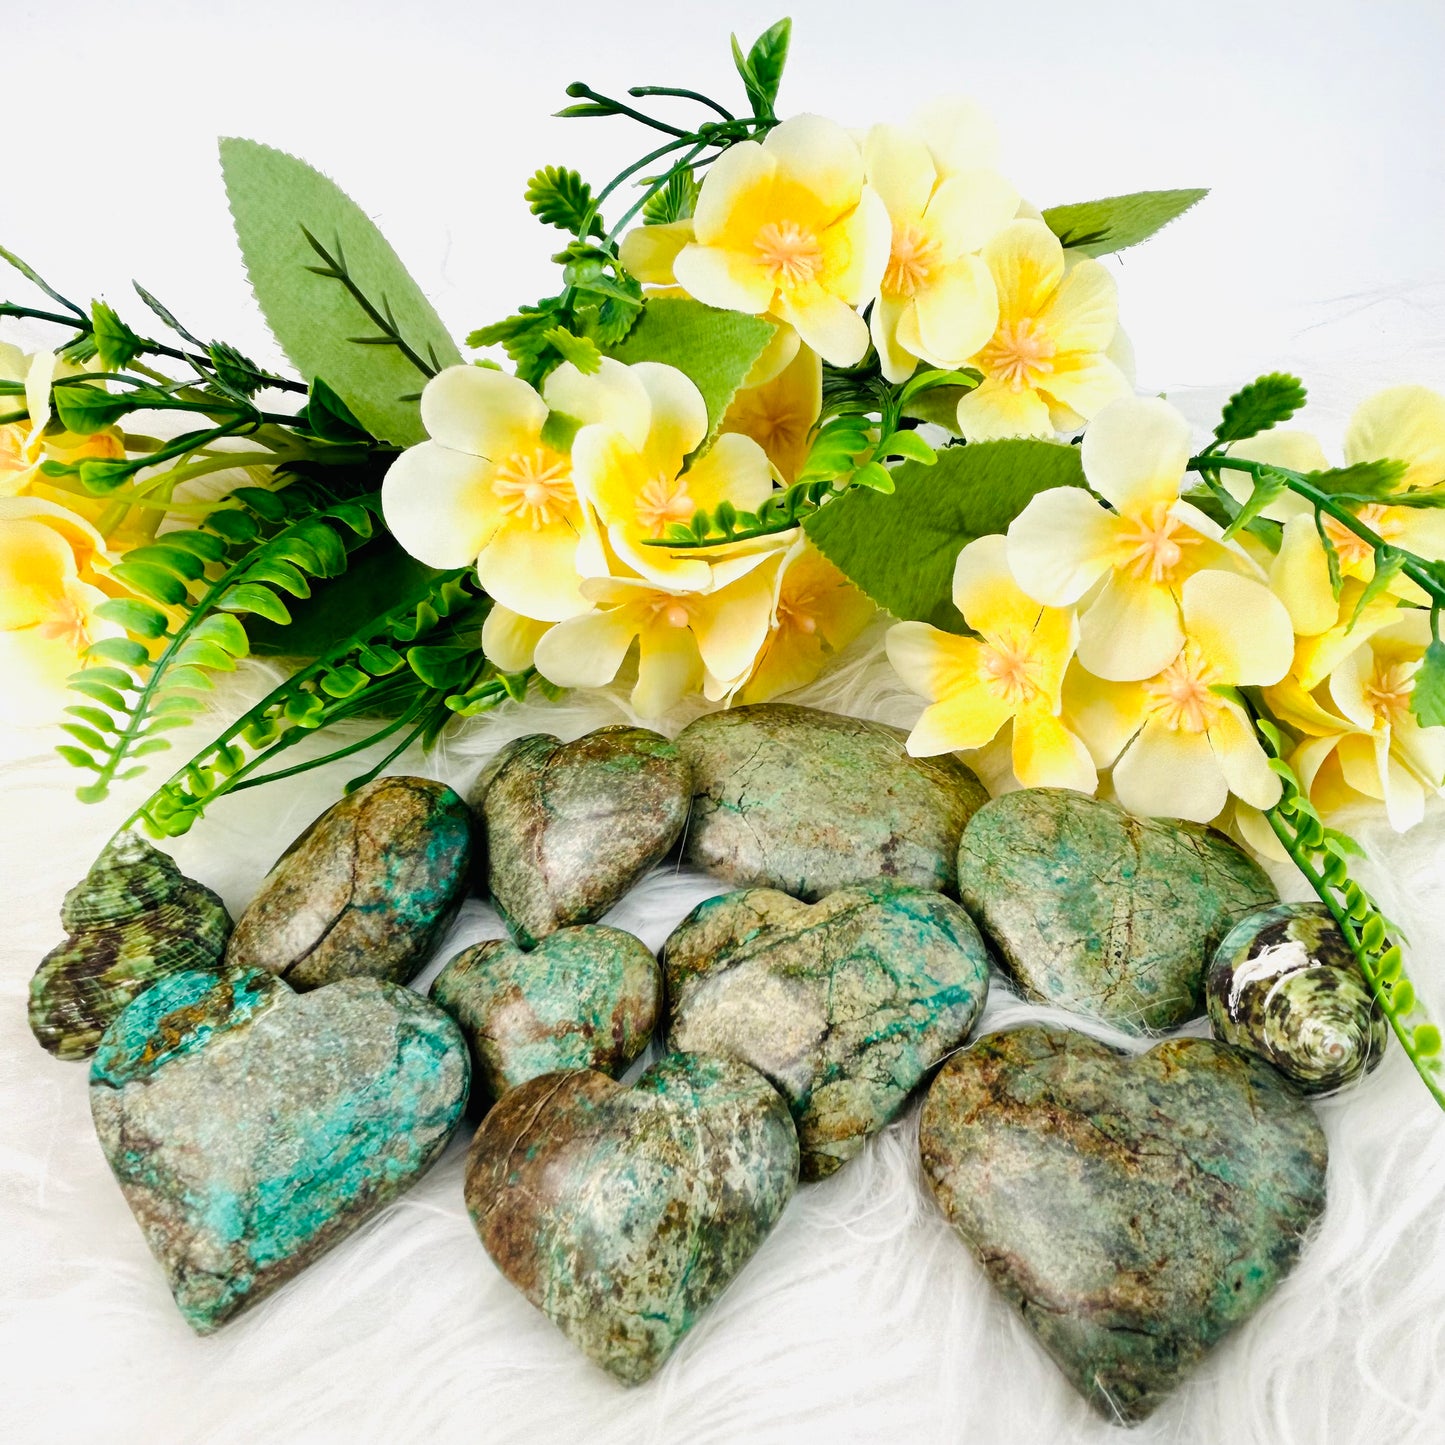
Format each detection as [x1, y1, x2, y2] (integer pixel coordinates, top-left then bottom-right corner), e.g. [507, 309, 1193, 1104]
[4, 3, 1445, 1444]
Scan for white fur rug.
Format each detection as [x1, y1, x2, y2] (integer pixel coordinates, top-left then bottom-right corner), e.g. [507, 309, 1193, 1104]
[5, 350, 1445, 1445]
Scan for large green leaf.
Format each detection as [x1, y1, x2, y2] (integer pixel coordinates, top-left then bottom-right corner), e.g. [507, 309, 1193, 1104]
[219, 138, 461, 447]
[1041, 188, 1208, 258]
[604, 297, 775, 442]
[806, 439, 1087, 631]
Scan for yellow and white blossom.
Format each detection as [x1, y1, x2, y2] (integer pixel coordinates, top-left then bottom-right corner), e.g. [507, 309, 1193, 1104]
[1267, 609, 1445, 832]
[565, 359, 775, 590]
[737, 537, 874, 703]
[954, 219, 1130, 441]
[1064, 569, 1295, 823]
[886, 533, 1095, 790]
[1008, 397, 1257, 681]
[0, 496, 120, 726]
[532, 552, 783, 717]
[671, 114, 891, 367]
[719, 339, 822, 484]
[862, 118, 1017, 383]
[382, 363, 597, 622]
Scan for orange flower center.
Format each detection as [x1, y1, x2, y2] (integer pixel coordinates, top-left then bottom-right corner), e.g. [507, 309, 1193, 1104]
[649, 597, 693, 630]
[1364, 659, 1414, 725]
[883, 223, 941, 298]
[755, 220, 823, 290]
[979, 318, 1056, 392]
[38, 598, 92, 653]
[1143, 645, 1220, 733]
[1119, 503, 1198, 584]
[1324, 505, 1402, 572]
[777, 583, 824, 638]
[635, 476, 695, 538]
[0, 421, 36, 479]
[978, 634, 1043, 706]
[491, 448, 574, 530]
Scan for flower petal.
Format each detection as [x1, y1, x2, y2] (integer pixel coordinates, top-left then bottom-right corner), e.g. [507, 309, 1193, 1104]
[682, 431, 776, 513]
[1209, 701, 1283, 810]
[543, 357, 651, 450]
[481, 606, 552, 671]
[1180, 569, 1293, 685]
[381, 442, 503, 568]
[1061, 664, 1147, 766]
[862, 123, 935, 222]
[885, 620, 979, 701]
[1077, 571, 1184, 682]
[983, 220, 1064, 321]
[1038, 256, 1118, 354]
[871, 293, 919, 384]
[952, 533, 1044, 638]
[1079, 397, 1192, 514]
[1113, 719, 1229, 823]
[533, 605, 639, 688]
[1225, 430, 1327, 518]
[618, 220, 695, 285]
[773, 287, 871, 368]
[691, 560, 780, 684]
[742, 322, 800, 388]
[635, 623, 704, 715]
[823, 185, 892, 308]
[1345, 385, 1445, 491]
[906, 687, 1014, 756]
[1270, 512, 1339, 635]
[925, 170, 1019, 255]
[1326, 644, 1378, 733]
[420, 366, 546, 459]
[476, 523, 591, 623]
[763, 114, 866, 221]
[910, 256, 998, 366]
[631, 362, 709, 475]
[1376, 732, 1427, 831]
[691, 140, 776, 245]
[1007, 487, 1124, 605]
[673, 241, 777, 316]
[0, 517, 77, 628]
[1011, 706, 1098, 791]
[1040, 354, 1132, 430]
[955, 376, 1052, 441]
[912, 97, 1000, 174]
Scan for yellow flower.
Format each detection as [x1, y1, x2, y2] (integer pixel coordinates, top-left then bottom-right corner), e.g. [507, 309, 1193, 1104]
[568, 359, 775, 591]
[719, 339, 821, 484]
[1064, 569, 1295, 822]
[1266, 609, 1445, 832]
[618, 220, 696, 286]
[381, 362, 599, 622]
[885, 533, 1095, 790]
[1007, 397, 1258, 681]
[0, 496, 121, 726]
[479, 604, 552, 673]
[532, 551, 784, 717]
[736, 537, 875, 703]
[1228, 386, 1445, 634]
[671, 114, 891, 366]
[954, 219, 1130, 441]
[862, 116, 1017, 383]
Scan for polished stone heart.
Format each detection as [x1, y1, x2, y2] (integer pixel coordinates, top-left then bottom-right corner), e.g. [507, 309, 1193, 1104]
[958, 788, 1276, 1032]
[90, 965, 469, 1333]
[466, 1051, 797, 1385]
[664, 883, 990, 1179]
[471, 725, 691, 946]
[429, 924, 660, 1108]
[679, 704, 988, 901]
[919, 1025, 1328, 1424]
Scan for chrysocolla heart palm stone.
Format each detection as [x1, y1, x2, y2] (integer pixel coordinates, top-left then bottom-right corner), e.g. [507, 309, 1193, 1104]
[429, 925, 660, 1108]
[919, 1025, 1328, 1424]
[90, 964, 469, 1333]
[957, 788, 1276, 1032]
[471, 726, 691, 947]
[466, 1051, 798, 1385]
[226, 775, 473, 988]
[678, 703, 988, 901]
[664, 883, 990, 1179]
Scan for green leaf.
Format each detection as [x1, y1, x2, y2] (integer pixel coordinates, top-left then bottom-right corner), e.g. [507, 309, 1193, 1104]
[124, 543, 206, 581]
[1213, 373, 1308, 446]
[218, 582, 292, 625]
[207, 340, 267, 397]
[642, 168, 699, 226]
[733, 18, 791, 120]
[542, 327, 602, 375]
[94, 598, 169, 638]
[605, 297, 774, 444]
[806, 438, 1087, 630]
[1307, 459, 1410, 497]
[1221, 466, 1289, 540]
[90, 300, 149, 371]
[86, 637, 151, 668]
[1041, 188, 1209, 258]
[52, 383, 134, 436]
[110, 560, 189, 606]
[302, 376, 369, 442]
[219, 137, 461, 446]
[56, 744, 101, 772]
[1345, 547, 1407, 631]
[524, 166, 603, 238]
[1410, 638, 1445, 728]
[68, 677, 128, 709]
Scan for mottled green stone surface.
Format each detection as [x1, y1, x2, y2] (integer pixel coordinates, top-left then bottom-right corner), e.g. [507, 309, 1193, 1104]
[1208, 902, 1387, 1094]
[430, 925, 661, 1108]
[664, 883, 989, 1179]
[29, 832, 232, 1061]
[472, 726, 691, 947]
[919, 1025, 1328, 1424]
[678, 704, 987, 901]
[90, 965, 469, 1333]
[226, 775, 473, 988]
[466, 1051, 798, 1385]
[958, 788, 1277, 1032]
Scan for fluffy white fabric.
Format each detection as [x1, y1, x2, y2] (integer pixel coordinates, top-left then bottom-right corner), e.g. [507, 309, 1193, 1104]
[5, 325, 1445, 1445]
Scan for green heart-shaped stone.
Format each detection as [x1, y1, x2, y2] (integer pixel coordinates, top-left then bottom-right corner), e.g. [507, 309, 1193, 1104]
[919, 1025, 1328, 1423]
[466, 1052, 798, 1384]
[90, 965, 469, 1333]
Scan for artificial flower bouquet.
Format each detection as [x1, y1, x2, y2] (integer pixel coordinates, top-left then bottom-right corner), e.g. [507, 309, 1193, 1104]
[5, 19, 1441, 1103]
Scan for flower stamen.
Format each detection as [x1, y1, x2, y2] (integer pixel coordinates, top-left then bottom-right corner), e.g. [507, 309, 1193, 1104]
[883, 223, 941, 298]
[635, 476, 696, 538]
[979, 318, 1057, 392]
[1143, 645, 1220, 733]
[755, 220, 823, 290]
[1119, 504, 1199, 584]
[978, 634, 1043, 706]
[491, 449, 574, 531]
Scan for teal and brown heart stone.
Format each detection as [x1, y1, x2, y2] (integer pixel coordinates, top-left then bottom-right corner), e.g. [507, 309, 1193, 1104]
[429, 924, 661, 1109]
[226, 775, 473, 988]
[664, 883, 990, 1179]
[919, 1024, 1328, 1424]
[471, 726, 691, 947]
[465, 1051, 798, 1385]
[677, 703, 988, 901]
[90, 964, 469, 1333]
[958, 788, 1276, 1032]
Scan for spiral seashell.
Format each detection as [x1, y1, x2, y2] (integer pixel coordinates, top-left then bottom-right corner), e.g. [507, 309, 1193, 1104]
[28, 832, 232, 1061]
[1206, 902, 1386, 1095]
